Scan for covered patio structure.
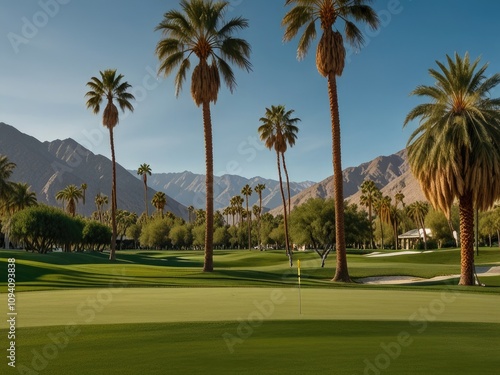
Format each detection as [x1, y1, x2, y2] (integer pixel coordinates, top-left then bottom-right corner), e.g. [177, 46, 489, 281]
[398, 228, 432, 250]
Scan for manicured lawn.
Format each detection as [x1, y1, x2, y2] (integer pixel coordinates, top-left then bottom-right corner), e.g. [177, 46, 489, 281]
[1, 248, 499, 374]
[1, 248, 500, 291]
[3, 321, 500, 375]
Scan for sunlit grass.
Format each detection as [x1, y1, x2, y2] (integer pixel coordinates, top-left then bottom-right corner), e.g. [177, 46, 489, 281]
[1, 248, 499, 292]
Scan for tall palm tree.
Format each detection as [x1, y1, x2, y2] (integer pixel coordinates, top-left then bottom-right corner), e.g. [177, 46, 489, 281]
[55, 185, 83, 217]
[254, 183, 266, 249]
[283, 0, 379, 282]
[137, 163, 152, 217]
[258, 105, 299, 266]
[187, 205, 195, 224]
[0, 155, 16, 202]
[359, 180, 380, 249]
[152, 191, 167, 218]
[155, 0, 251, 272]
[85, 69, 135, 261]
[404, 53, 500, 285]
[406, 201, 430, 251]
[241, 184, 252, 250]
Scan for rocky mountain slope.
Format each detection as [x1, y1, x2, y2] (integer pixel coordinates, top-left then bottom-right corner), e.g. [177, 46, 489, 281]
[0, 123, 188, 219]
[270, 149, 426, 215]
[1, 122, 426, 219]
[135, 171, 316, 211]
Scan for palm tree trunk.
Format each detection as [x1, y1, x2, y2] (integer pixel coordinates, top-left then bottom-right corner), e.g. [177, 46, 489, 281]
[380, 219, 384, 249]
[258, 193, 262, 250]
[277, 151, 292, 266]
[246, 197, 251, 250]
[281, 153, 292, 218]
[420, 218, 428, 251]
[328, 73, 350, 282]
[202, 101, 214, 272]
[458, 191, 475, 285]
[109, 127, 117, 261]
[143, 176, 149, 217]
[368, 204, 374, 249]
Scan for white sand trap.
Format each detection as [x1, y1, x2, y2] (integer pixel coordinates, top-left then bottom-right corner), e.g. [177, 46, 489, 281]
[366, 251, 421, 257]
[358, 265, 500, 285]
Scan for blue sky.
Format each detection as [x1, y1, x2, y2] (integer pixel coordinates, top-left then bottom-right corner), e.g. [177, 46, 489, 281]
[1, 0, 500, 183]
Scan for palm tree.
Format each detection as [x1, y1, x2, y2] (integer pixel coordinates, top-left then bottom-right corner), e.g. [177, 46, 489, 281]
[187, 205, 195, 224]
[95, 193, 109, 224]
[374, 195, 392, 249]
[406, 201, 430, 251]
[155, 0, 251, 272]
[85, 69, 135, 261]
[258, 105, 299, 266]
[81, 183, 88, 206]
[230, 195, 244, 226]
[0, 155, 16, 202]
[254, 183, 266, 249]
[283, 0, 379, 282]
[152, 191, 167, 217]
[241, 184, 252, 250]
[7, 183, 37, 213]
[2, 181, 36, 250]
[359, 180, 380, 249]
[137, 163, 152, 217]
[404, 53, 500, 285]
[55, 185, 83, 217]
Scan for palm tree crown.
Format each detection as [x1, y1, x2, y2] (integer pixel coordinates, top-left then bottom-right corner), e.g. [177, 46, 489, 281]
[55, 184, 83, 217]
[404, 52, 500, 285]
[282, 0, 379, 75]
[85, 69, 135, 128]
[258, 105, 300, 154]
[0, 155, 16, 201]
[155, 0, 252, 105]
[404, 52, 500, 215]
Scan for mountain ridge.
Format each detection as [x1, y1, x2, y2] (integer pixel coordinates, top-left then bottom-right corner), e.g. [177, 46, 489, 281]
[0, 122, 188, 219]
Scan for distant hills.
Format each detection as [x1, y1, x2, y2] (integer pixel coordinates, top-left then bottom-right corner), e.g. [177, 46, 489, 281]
[0, 123, 188, 219]
[0, 122, 426, 219]
[269, 149, 426, 215]
[132, 171, 315, 211]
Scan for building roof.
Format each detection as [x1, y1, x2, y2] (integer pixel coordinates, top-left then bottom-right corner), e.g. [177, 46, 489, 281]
[398, 228, 432, 239]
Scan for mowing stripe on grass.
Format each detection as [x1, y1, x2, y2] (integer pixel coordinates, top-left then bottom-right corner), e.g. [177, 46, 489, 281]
[4, 287, 500, 329]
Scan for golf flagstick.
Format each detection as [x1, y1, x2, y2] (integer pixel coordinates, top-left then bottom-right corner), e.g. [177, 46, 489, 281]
[298, 260, 301, 315]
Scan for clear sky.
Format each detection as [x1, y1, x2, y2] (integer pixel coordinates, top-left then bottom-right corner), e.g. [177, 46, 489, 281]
[2, 0, 500, 183]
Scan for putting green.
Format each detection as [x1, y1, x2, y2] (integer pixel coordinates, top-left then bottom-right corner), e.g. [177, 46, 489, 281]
[5, 287, 500, 329]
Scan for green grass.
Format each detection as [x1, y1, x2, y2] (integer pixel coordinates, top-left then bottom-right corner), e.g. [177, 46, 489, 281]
[1, 248, 500, 374]
[3, 321, 500, 375]
[1, 247, 500, 292]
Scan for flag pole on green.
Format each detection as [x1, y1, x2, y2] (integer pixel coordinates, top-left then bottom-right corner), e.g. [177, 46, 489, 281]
[298, 260, 301, 315]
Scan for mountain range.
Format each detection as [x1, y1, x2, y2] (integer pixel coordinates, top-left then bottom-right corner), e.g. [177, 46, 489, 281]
[0, 122, 426, 218]
[0, 122, 187, 219]
[269, 149, 426, 215]
[131, 171, 315, 211]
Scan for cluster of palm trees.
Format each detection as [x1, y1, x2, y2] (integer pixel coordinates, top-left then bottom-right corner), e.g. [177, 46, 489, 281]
[359, 179, 436, 250]
[74, 0, 499, 286]
[223, 182, 266, 250]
